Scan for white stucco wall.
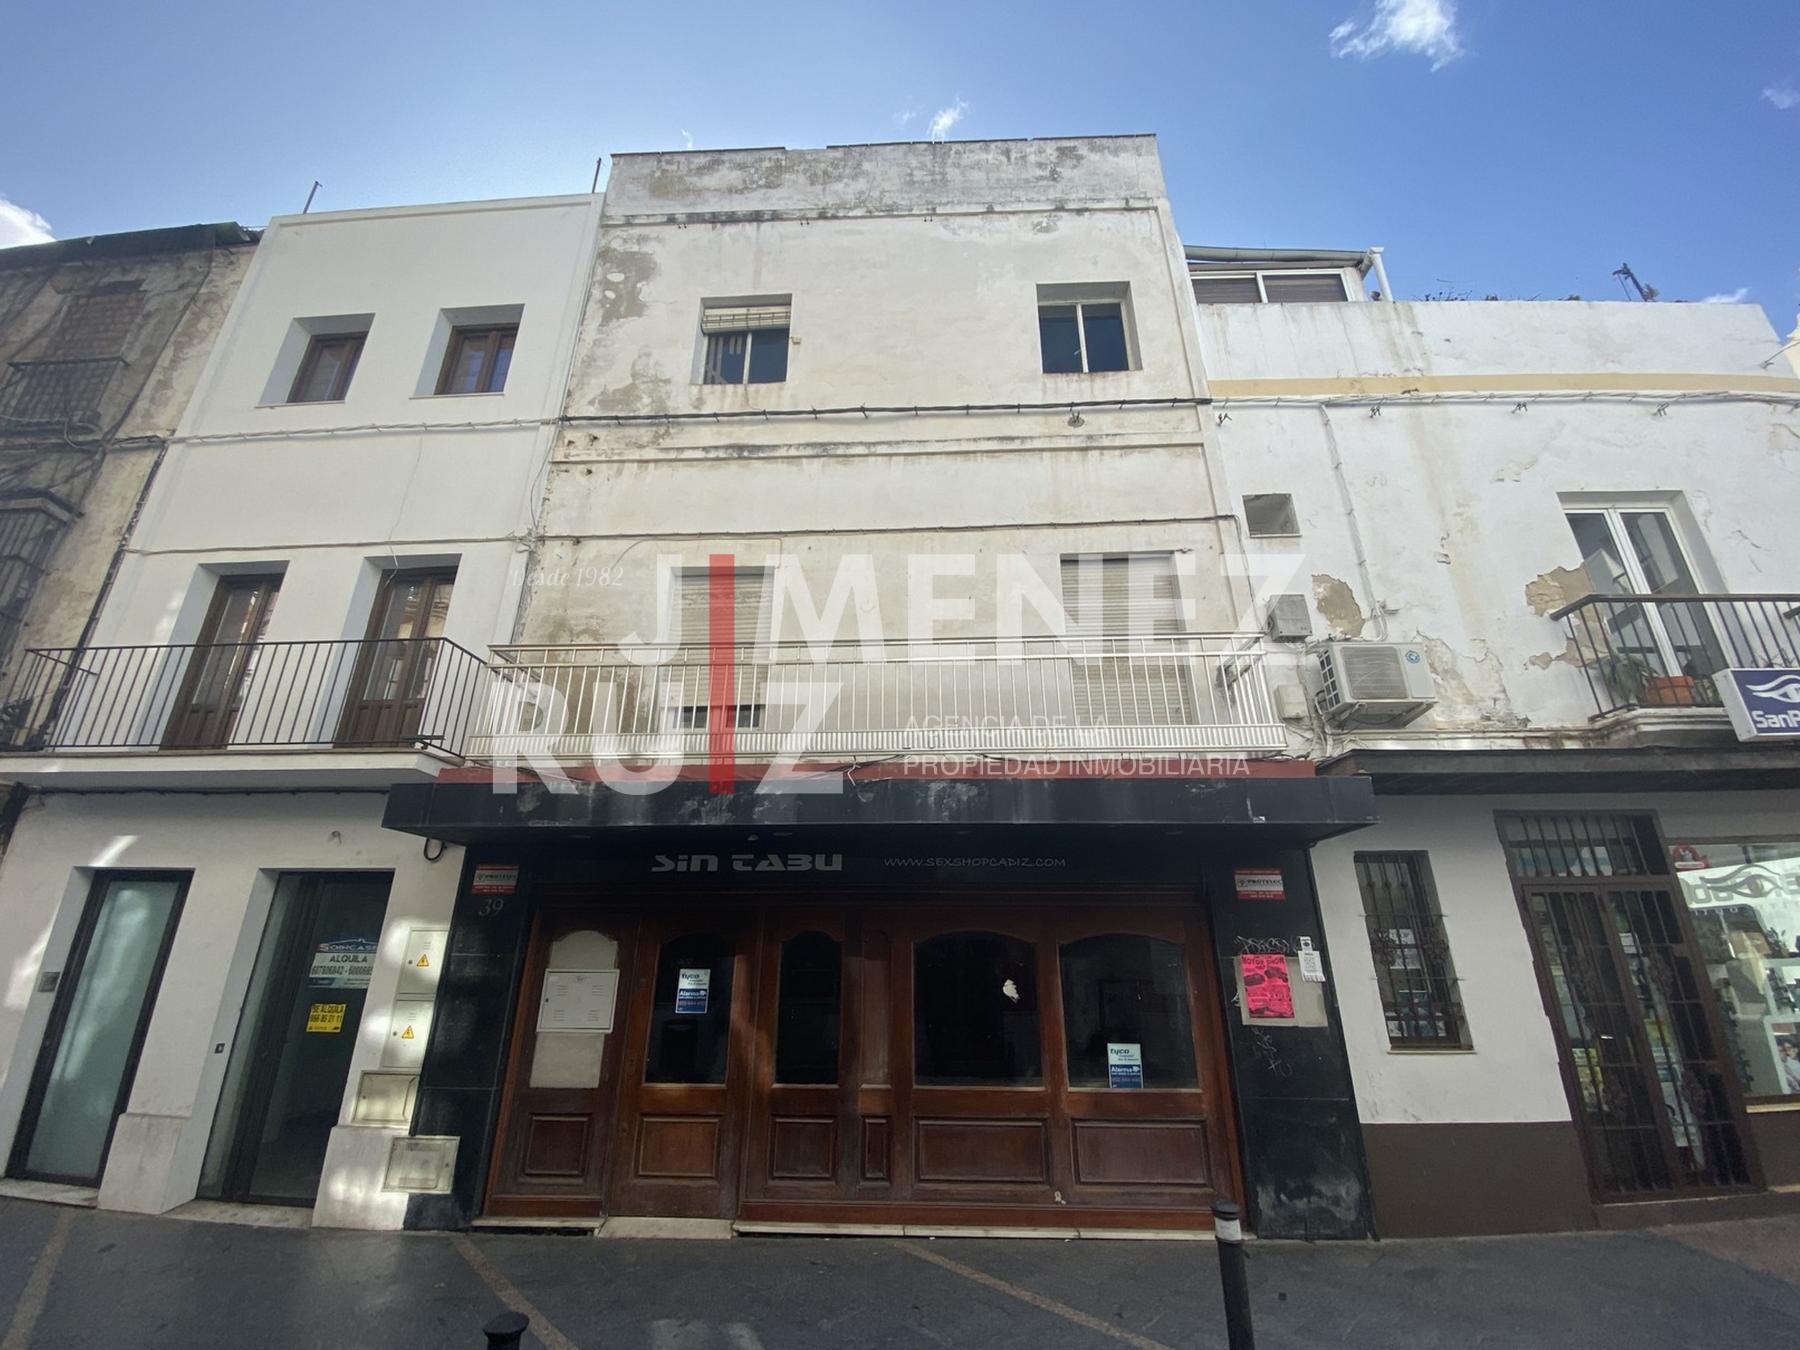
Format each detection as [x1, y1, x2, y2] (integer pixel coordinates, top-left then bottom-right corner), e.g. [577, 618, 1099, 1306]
[0, 792, 463, 1222]
[1196, 300, 1800, 736]
[115, 195, 604, 657]
[1314, 789, 1800, 1126]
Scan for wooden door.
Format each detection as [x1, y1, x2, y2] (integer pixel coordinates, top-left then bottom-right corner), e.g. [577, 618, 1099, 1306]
[336, 569, 454, 747]
[742, 909, 855, 1203]
[608, 912, 758, 1219]
[485, 908, 638, 1217]
[163, 574, 281, 749]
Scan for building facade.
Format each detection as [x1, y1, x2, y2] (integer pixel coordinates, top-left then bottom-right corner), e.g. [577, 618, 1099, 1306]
[1193, 265, 1800, 1232]
[2, 135, 1796, 1242]
[0, 195, 602, 1227]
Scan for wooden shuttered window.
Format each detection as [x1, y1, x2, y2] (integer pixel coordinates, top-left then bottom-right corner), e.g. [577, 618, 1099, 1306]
[1262, 272, 1349, 303]
[1190, 275, 1263, 305]
[1059, 554, 1186, 636]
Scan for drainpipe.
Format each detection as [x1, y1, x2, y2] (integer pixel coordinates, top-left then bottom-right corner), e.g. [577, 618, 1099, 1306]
[1367, 247, 1393, 302]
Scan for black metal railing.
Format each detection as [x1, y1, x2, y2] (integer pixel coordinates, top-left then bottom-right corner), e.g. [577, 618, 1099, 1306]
[1551, 593, 1800, 718]
[0, 637, 491, 756]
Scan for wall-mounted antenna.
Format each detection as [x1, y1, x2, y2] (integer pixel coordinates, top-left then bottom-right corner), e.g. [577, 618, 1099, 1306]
[1613, 262, 1658, 302]
[302, 181, 321, 214]
[590, 157, 603, 194]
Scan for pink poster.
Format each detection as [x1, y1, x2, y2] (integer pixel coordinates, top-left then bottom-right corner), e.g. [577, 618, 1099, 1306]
[1240, 954, 1294, 1019]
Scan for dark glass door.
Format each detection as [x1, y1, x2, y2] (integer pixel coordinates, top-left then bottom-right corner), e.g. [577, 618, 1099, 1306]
[9, 872, 188, 1186]
[163, 574, 282, 749]
[200, 873, 390, 1205]
[336, 569, 454, 746]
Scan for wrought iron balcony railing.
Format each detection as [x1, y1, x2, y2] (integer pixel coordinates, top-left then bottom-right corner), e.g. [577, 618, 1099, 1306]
[1551, 593, 1800, 719]
[0, 637, 490, 756]
[478, 634, 1287, 762]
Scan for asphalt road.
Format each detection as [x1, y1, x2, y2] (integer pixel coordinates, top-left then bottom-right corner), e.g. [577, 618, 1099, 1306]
[2, 1198, 1798, 1349]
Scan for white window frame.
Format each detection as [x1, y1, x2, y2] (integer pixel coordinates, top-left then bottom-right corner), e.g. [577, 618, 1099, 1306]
[1190, 270, 1354, 304]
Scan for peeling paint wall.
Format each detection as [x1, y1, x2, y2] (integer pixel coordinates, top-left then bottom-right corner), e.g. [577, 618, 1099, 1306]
[1198, 299, 1800, 735]
[528, 138, 1245, 650]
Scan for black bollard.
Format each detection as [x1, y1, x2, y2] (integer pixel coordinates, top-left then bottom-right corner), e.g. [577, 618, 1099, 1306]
[1211, 1199, 1256, 1350]
[483, 1310, 529, 1349]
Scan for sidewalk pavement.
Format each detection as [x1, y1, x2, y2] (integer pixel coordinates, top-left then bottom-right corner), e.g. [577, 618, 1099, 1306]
[3, 1197, 1799, 1349]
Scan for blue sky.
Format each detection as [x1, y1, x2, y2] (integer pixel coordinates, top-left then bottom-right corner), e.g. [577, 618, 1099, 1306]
[3, 1, 1796, 330]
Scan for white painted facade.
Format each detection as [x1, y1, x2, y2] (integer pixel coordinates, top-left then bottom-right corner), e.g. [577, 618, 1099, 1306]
[1196, 293, 1800, 1162]
[0, 194, 603, 1227]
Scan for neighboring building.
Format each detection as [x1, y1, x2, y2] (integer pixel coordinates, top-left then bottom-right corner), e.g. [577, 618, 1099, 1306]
[1192, 260, 1800, 1233]
[0, 223, 255, 731]
[382, 138, 1379, 1238]
[0, 195, 602, 1227]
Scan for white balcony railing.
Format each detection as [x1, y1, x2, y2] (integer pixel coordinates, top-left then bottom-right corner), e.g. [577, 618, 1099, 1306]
[477, 635, 1287, 762]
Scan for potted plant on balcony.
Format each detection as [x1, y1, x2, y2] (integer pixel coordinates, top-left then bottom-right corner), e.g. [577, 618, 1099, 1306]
[1593, 651, 1658, 708]
[1640, 672, 1700, 707]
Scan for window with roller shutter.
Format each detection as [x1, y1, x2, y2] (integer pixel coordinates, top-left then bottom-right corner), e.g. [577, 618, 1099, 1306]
[1059, 554, 1197, 727]
[666, 567, 771, 730]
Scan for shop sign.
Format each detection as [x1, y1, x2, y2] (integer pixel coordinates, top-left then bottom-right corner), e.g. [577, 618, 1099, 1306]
[1233, 868, 1286, 901]
[676, 967, 711, 1014]
[306, 1002, 346, 1034]
[1106, 1042, 1144, 1089]
[308, 937, 376, 989]
[1719, 670, 1800, 741]
[1241, 954, 1294, 1019]
[472, 864, 519, 895]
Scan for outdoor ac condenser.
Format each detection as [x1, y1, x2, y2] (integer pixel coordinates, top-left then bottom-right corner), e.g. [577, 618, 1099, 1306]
[1315, 641, 1437, 727]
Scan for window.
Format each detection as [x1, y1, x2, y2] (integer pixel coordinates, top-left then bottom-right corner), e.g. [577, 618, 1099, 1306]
[1353, 853, 1468, 1048]
[1244, 493, 1300, 538]
[436, 324, 516, 395]
[1059, 553, 1184, 636]
[775, 932, 842, 1084]
[701, 300, 790, 385]
[1191, 271, 1350, 305]
[645, 933, 735, 1084]
[1059, 552, 1196, 728]
[666, 566, 770, 731]
[1038, 296, 1131, 374]
[0, 502, 68, 671]
[287, 331, 365, 403]
[1670, 839, 1800, 1102]
[47, 282, 144, 357]
[1059, 934, 1198, 1088]
[914, 932, 1042, 1085]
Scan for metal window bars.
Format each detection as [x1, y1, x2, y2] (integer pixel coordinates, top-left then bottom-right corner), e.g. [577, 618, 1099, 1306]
[1353, 852, 1467, 1047]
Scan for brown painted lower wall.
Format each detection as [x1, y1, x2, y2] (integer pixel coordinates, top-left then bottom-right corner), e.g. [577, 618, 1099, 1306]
[1749, 1107, 1800, 1187]
[1362, 1121, 1596, 1237]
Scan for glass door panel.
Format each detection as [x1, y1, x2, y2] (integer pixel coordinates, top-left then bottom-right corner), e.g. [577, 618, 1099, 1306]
[199, 873, 390, 1204]
[11, 874, 187, 1185]
[163, 575, 281, 749]
[337, 569, 454, 746]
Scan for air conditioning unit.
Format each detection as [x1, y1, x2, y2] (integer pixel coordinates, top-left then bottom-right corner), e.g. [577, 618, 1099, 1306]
[1315, 642, 1436, 727]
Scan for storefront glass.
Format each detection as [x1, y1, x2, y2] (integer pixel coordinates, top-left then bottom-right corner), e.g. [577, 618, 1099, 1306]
[1671, 839, 1800, 1101]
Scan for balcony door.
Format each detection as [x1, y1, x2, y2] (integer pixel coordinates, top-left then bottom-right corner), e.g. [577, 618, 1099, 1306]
[163, 573, 281, 749]
[336, 568, 454, 747]
[1565, 509, 1726, 696]
[1060, 554, 1197, 729]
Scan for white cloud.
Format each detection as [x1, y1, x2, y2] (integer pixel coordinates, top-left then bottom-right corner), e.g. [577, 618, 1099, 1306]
[1700, 287, 1751, 304]
[894, 109, 917, 129]
[680, 129, 694, 151]
[0, 195, 52, 249]
[1330, 0, 1463, 70]
[1764, 86, 1799, 111]
[928, 99, 967, 141]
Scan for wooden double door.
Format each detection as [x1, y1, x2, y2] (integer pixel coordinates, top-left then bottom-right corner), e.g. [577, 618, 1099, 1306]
[487, 894, 1239, 1228]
